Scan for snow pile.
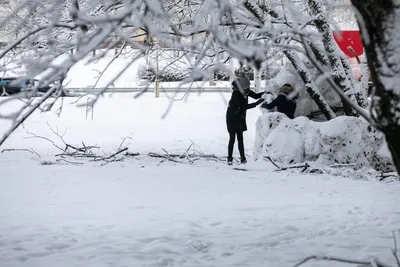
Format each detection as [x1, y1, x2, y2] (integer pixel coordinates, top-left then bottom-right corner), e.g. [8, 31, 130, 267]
[254, 112, 394, 171]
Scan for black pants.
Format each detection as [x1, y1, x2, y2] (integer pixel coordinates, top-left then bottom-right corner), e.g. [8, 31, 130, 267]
[228, 132, 245, 159]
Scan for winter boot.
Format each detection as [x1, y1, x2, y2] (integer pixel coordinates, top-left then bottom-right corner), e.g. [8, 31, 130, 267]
[240, 157, 247, 164]
[227, 157, 233, 165]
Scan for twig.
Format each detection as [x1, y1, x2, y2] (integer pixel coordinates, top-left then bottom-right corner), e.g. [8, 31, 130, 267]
[91, 42, 127, 90]
[264, 156, 360, 174]
[118, 135, 134, 150]
[330, 163, 357, 168]
[57, 153, 98, 158]
[41, 161, 55, 166]
[100, 157, 124, 166]
[25, 132, 65, 152]
[56, 158, 84, 165]
[125, 152, 140, 157]
[348, 46, 361, 64]
[379, 172, 400, 182]
[264, 156, 309, 172]
[148, 152, 182, 163]
[181, 143, 193, 157]
[189, 139, 204, 155]
[294, 255, 389, 267]
[187, 242, 211, 252]
[264, 156, 282, 169]
[2, 148, 41, 157]
[233, 167, 248, 171]
[301, 162, 310, 173]
[275, 163, 310, 172]
[307, 168, 326, 174]
[97, 147, 128, 160]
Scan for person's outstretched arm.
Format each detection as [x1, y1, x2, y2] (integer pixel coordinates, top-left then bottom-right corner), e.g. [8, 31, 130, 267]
[247, 99, 264, 109]
[261, 94, 284, 109]
[248, 90, 264, 99]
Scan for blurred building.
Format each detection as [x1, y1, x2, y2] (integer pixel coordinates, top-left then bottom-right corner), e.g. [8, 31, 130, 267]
[0, 0, 16, 45]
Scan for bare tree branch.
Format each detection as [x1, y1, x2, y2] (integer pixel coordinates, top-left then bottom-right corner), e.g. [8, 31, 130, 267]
[294, 255, 391, 267]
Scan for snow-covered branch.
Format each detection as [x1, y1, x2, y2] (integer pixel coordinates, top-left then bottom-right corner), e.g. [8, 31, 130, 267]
[0, 0, 386, 152]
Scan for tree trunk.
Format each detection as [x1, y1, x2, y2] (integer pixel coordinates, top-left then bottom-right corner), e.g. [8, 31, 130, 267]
[340, 57, 368, 108]
[309, 42, 329, 66]
[307, 0, 359, 116]
[385, 128, 400, 174]
[284, 50, 336, 120]
[351, 0, 400, 173]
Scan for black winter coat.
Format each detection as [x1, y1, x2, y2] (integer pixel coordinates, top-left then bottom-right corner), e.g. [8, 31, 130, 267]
[226, 89, 264, 133]
[261, 93, 297, 119]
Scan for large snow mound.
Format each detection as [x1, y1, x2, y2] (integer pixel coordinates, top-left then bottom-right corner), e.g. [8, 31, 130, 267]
[254, 112, 394, 171]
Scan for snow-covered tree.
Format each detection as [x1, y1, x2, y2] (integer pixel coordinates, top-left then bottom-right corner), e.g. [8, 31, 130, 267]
[351, 0, 400, 173]
[306, 0, 359, 116]
[0, 0, 398, 174]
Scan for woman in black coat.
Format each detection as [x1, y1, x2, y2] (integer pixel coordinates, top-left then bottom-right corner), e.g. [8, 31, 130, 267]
[226, 73, 264, 165]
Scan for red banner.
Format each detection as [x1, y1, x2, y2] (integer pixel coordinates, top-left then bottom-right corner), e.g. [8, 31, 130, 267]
[333, 30, 364, 58]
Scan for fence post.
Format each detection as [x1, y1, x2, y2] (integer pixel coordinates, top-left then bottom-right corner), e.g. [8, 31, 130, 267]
[86, 98, 94, 120]
[254, 68, 261, 93]
[155, 48, 160, 98]
[114, 35, 118, 55]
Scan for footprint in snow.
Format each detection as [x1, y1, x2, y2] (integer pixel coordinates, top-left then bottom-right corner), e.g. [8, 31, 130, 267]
[16, 256, 29, 262]
[45, 243, 71, 251]
[283, 225, 300, 232]
[209, 222, 222, 227]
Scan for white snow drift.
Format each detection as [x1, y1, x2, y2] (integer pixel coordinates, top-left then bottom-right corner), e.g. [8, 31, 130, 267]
[0, 93, 399, 267]
[254, 111, 394, 171]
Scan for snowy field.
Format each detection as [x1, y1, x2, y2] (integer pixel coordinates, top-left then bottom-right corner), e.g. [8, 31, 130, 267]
[0, 93, 400, 267]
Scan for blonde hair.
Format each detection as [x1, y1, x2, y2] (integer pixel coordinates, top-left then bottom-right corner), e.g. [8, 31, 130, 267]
[279, 84, 294, 93]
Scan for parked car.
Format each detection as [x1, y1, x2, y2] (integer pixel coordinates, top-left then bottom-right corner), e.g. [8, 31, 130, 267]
[0, 77, 70, 97]
[0, 77, 28, 95]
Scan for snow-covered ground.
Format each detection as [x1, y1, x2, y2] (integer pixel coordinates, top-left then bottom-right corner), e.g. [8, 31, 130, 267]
[0, 93, 400, 267]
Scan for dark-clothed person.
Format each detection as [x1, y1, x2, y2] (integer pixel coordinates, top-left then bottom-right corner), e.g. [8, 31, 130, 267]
[262, 84, 297, 119]
[226, 71, 264, 165]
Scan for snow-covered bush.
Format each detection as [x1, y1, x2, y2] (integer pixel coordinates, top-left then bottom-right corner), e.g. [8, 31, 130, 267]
[136, 64, 189, 82]
[214, 69, 230, 81]
[254, 112, 394, 172]
[136, 49, 233, 82]
[137, 65, 156, 82]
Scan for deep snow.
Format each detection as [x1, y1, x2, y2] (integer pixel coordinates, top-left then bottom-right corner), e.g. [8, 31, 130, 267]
[254, 111, 394, 171]
[0, 93, 400, 267]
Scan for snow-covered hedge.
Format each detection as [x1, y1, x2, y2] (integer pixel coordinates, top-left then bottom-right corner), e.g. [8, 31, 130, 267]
[137, 64, 188, 82]
[254, 111, 394, 172]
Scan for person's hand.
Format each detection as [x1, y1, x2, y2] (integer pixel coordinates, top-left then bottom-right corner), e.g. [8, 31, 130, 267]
[260, 101, 266, 108]
[256, 98, 264, 105]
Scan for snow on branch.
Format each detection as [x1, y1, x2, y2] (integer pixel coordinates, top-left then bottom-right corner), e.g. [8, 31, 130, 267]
[0, 0, 373, 147]
[300, 36, 373, 124]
